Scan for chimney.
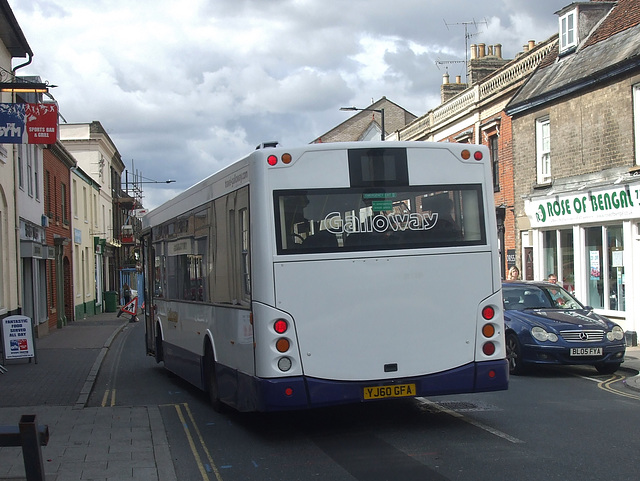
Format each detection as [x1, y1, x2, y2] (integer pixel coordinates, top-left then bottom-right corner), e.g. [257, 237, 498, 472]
[494, 44, 502, 59]
[470, 44, 477, 60]
[467, 41, 510, 85]
[528, 40, 535, 51]
[441, 75, 467, 103]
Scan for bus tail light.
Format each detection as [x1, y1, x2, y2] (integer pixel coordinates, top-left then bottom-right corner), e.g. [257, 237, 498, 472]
[482, 306, 495, 320]
[482, 323, 495, 338]
[460, 149, 484, 161]
[276, 338, 290, 353]
[266, 153, 293, 166]
[274, 319, 288, 334]
[482, 342, 496, 356]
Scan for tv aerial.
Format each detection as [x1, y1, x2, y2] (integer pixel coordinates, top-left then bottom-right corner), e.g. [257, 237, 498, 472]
[438, 18, 488, 83]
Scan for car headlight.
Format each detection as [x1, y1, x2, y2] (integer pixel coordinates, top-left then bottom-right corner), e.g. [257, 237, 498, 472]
[531, 326, 558, 342]
[606, 325, 624, 341]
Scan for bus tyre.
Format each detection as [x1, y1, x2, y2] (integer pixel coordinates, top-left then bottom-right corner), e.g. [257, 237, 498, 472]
[155, 328, 164, 363]
[205, 345, 222, 412]
[506, 333, 524, 375]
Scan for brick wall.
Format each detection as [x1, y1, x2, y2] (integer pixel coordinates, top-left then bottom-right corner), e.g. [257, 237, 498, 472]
[43, 147, 74, 330]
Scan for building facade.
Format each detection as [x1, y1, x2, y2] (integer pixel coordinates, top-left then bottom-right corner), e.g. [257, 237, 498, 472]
[0, 0, 30, 322]
[70, 166, 100, 319]
[60, 122, 126, 313]
[506, 0, 640, 340]
[312, 97, 417, 143]
[396, 39, 556, 278]
[43, 141, 75, 329]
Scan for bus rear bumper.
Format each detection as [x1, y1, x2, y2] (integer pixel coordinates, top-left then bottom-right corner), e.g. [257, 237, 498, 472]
[253, 360, 508, 412]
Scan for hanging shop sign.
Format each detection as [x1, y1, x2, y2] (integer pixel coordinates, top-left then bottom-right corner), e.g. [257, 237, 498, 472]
[0, 103, 58, 144]
[525, 181, 640, 228]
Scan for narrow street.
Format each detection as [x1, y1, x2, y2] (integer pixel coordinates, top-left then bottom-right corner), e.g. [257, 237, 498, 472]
[91, 321, 640, 481]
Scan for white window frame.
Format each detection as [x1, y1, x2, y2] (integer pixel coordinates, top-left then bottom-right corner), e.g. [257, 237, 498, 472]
[559, 9, 577, 52]
[536, 116, 551, 184]
[634, 83, 640, 166]
[26, 145, 34, 197]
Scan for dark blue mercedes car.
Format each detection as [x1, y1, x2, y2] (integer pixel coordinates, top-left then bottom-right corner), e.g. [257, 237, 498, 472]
[502, 281, 626, 375]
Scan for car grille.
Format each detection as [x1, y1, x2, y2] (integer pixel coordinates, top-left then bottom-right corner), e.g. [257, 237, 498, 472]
[559, 330, 604, 342]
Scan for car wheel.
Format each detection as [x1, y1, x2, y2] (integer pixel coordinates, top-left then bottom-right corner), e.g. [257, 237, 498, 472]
[204, 344, 223, 412]
[506, 333, 524, 375]
[595, 362, 622, 375]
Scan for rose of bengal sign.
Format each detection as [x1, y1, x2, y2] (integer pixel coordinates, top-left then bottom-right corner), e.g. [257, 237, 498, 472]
[0, 103, 58, 144]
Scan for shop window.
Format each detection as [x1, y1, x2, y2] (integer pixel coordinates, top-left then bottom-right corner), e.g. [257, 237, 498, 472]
[543, 230, 557, 279]
[585, 225, 625, 312]
[608, 226, 624, 311]
[542, 228, 574, 294]
[560, 230, 574, 293]
[586, 227, 604, 309]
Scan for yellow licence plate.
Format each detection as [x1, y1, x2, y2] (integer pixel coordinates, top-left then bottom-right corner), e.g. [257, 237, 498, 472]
[363, 383, 416, 400]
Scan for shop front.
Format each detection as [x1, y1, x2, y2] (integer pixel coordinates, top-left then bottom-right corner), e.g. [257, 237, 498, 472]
[523, 180, 640, 342]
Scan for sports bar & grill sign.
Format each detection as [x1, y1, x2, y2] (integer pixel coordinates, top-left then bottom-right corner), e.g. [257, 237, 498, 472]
[0, 103, 58, 144]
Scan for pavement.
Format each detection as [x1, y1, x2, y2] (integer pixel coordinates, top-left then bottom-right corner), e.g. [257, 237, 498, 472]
[0, 310, 177, 481]
[0, 311, 639, 481]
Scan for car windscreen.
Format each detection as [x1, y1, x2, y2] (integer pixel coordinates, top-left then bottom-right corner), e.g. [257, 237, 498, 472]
[503, 284, 583, 310]
[274, 184, 486, 254]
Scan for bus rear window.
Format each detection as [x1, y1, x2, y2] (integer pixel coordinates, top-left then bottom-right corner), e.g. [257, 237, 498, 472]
[274, 185, 486, 254]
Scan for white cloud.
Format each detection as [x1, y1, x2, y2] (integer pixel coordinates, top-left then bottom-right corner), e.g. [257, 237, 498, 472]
[9, 0, 565, 209]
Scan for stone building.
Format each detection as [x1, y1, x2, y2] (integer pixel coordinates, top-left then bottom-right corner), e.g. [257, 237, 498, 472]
[506, 0, 640, 340]
[396, 39, 555, 278]
[312, 97, 417, 143]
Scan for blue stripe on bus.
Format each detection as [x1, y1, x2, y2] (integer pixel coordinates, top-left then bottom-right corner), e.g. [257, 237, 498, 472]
[163, 341, 507, 411]
[249, 360, 508, 412]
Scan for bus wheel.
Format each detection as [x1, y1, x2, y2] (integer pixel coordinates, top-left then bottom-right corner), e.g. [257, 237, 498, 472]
[205, 344, 222, 412]
[155, 327, 164, 363]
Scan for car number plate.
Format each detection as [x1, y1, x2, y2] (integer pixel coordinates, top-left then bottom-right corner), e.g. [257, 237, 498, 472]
[363, 383, 416, 400]
[570, 347, 603, 356]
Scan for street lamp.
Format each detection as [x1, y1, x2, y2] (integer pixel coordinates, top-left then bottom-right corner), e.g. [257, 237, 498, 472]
[340, 106, 385, 141]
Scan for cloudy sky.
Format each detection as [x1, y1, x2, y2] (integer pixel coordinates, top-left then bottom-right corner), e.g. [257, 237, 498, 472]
[9, 0, 565, 209]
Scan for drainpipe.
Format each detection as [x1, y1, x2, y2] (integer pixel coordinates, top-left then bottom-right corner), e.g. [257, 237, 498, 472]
[10, 54, 34, 315]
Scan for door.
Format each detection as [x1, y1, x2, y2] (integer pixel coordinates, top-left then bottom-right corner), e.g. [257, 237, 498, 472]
[141, 234, 156, 355]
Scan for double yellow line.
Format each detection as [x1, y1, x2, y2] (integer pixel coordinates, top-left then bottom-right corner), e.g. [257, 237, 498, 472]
[165, 402, 223, 481]
[101, 389, 117, 407]
[597, 374, 640, 400]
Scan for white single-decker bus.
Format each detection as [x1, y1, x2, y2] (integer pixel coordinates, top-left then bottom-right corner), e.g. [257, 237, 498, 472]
[141, 141, 508, 412]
